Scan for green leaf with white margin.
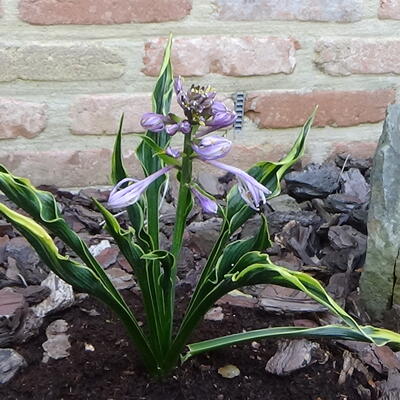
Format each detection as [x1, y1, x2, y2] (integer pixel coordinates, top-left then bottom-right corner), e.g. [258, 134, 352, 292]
[184, 325, 400, 361]
[0, 166, 120, 300]
[165, 216, 271, 368]
[111, 113, 145, 235]
[0, 202, 159, 373]
[183, 252, 400, 361]
[136, 34, 174, 249]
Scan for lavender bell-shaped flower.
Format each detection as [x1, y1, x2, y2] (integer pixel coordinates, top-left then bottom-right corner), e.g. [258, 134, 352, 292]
[206, 160, 271, 211]
[140, 112, 165, 133]
[191, 187, 218, 214]
[108, 166, 173, 209]
[192, 136, 232, 160]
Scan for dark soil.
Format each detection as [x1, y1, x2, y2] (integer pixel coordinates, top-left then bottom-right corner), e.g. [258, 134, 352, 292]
[0, 287, 379, 400]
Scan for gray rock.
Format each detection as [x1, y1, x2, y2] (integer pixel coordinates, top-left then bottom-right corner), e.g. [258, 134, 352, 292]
[186, 218, 222, 257]
[42, 319, 71, 362]
[267, 211, 322, 237]
[325, 193, 364, 214]
[267, 194, 301, 212]
[0, 288, 26, 346]
[265, 339, 328, 375]
[360, 105, 400, 319]
[341, 168, 370, 204]
[335, 153, 372, 172]
[0, 349, 26, 384]
[284, 163, 341, 200]
[197, 171, 225, 197]
[106, 268, 135, 291]
[5, 237, 47, 285]
[32, 272, 74, 318]
[0, 287, 43, 346]
[14, 285, 51, 306]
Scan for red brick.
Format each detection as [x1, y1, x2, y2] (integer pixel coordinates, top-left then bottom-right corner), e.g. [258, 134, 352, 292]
[214, 0, 362, 22]
[245, 89, 395, 129]
[19, 0, 192, 25]
[0, 149, 141, 187]
[0, 99, 47, 139]
[329, 142, 377, 160]
[70, 94, 151, 135]
[143, 36, 297, 77]
[315, 39, 400, 76]
[70, 94, 232, 135]
[379, 0, 400, 19]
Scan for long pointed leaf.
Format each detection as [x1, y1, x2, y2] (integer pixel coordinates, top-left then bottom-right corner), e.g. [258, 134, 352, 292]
[185, 324, 400, 361]
[0, 203, 159, 373]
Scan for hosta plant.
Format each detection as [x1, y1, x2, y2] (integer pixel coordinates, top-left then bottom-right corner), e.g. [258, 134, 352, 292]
[1, 37, 400, 377]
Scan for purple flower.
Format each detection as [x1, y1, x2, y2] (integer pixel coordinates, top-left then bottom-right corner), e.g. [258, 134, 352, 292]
[192, 136, 232, 160]
[197, 111, 237, 137]
[165, 120, 192, 136]
[140, 112, 165, 133]
[211, 101, 229, 114]
[173, 76, 216, 123]
[191, 187, 218, 214]
[108, 166, 173, 209]
[206, 160, 271, 211]
[166, 147, 181, 158]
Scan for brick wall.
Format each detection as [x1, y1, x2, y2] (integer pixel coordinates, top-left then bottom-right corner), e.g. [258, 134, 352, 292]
[0, 0, 399, 187]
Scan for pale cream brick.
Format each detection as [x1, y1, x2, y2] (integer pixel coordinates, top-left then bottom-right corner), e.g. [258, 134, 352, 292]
[143, 36, 297, 77]
[19, 0, 192, 25]
[0, 44, 125, 82]
[0, 99, 47, 139]
[315, 39, 400, 76]
[245, 89, 395, 128]
[214, 0, 363, 22]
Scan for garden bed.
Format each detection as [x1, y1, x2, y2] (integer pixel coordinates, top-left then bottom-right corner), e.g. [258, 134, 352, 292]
[0, 154, 399, 399]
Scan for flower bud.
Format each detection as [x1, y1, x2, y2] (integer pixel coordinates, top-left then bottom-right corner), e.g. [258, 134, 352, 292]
[192, 136, 232, 160]
[140, 113, 165, 133]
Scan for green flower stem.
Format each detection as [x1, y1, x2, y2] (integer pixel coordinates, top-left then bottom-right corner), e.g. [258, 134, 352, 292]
[170, 131, 194, 258]
[161, 128, 194, 368]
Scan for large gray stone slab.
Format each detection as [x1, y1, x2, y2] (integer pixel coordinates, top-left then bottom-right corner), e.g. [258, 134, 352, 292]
[360, 105, 400, 319]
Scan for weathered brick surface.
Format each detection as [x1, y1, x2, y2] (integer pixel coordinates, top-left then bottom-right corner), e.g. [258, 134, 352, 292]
[0, 99, 47, 139]
[143, 36, 297, 77]
[214, 0, 363, 22]
[19, 0, 192, 25]
[0, 44, 125, 82]
[0, 149, 141, 187]
[329, 141, 377, 160]
[245, 89, 395, 128]
[70, 94, 151, 135]
[315, 39, 400, 76]
[379, 0, 400, 19]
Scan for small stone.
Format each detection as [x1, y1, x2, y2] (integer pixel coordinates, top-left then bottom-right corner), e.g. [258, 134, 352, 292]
[95, 246, 119, 269]
[89, 240, 111, 257]
[341, 168, 370, 203]
[197, 171, 225, 197]
[218, 364, 241, 379]
[5, 236, 46, 284]
[32, 272, 74, 318]
[84, 343, 95, 352]
[187, 218, 222, 257]
[42, 319, 71, 362]
[285, 163, 341, 200]
[268, 194, 301, 212]
[106, 268, 135, 290]
[216, 290, 257, 308]
[266, 340, 327, 375]
[0, 349, 27, 384]
[204, 307, 224, 321]
[14, 285, 51, 306]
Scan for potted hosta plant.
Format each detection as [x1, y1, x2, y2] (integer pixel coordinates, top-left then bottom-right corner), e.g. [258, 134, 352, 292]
[0, 36, 399, 378]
